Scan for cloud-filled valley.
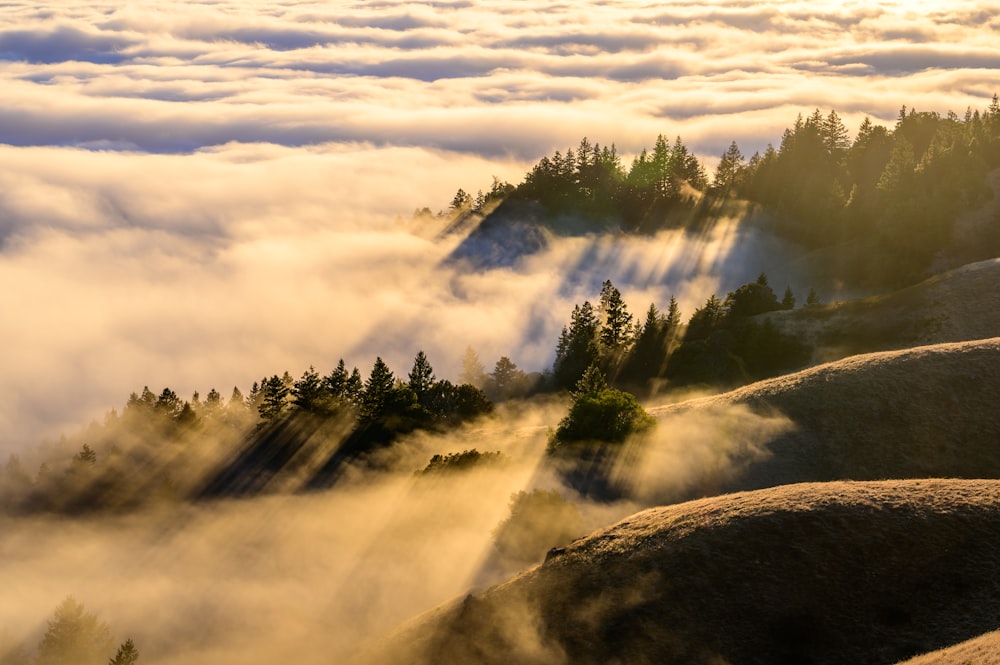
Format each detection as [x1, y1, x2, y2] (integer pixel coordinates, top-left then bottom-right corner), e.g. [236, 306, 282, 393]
[2, 4, 1000, 661]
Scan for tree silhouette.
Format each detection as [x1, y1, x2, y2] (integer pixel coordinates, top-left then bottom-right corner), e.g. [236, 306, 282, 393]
[599, 280, 633, 349]
[36, 597, 113, 665]
[361, 357, 395, 421]
[108, 639, 139, 665]
[407, 351, 436, 399]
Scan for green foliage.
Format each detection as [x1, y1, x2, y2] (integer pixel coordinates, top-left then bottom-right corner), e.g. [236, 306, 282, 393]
[417, 449, 506, 475]
[552, 369, 654, 448]
[407, 351, 435, 398]
[553, 301, 600, 390]
[484, 356, 529, 401]
[258, 374, 290, 421]
[36, 597, 114, 665]
[492, 489, 583, 562]
[599, 280, 633, 349]
[360, 357, 395, 421]
[723, 276, 782, 319]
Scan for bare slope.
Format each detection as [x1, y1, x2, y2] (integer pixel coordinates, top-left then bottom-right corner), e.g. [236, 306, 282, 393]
[636, 338, 1000, 502]
[897, 629, 1000, 665]
[364, 479, 1000, 665]
[770, 257, 1000, 363]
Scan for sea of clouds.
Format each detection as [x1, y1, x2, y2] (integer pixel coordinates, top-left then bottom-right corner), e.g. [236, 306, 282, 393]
[1, 0, 998, 446]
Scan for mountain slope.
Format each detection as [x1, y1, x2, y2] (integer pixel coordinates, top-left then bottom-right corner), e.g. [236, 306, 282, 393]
[767, 257, 1000, 363]
[364, 479, 1000, 665]
[627, 337, 1000, 503]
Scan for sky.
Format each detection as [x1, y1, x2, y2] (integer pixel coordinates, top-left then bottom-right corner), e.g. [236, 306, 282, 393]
[1, 0, 999, 448]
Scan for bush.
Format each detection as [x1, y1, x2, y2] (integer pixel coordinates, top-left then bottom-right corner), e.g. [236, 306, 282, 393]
[551, 370, 655, 449]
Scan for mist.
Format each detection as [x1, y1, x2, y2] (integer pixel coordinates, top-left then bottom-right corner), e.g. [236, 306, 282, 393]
[3, 0, 997, 661]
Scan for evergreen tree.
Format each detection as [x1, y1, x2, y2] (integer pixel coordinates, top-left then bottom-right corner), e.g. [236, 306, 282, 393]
[361, 357, 395, 421]
[713, 141, 746, 192]
[664, 295, 682, 332]
[486, 356, 526, 401]
[74, 444, 97, 466]
[553, 301, 600, 390]
[459, 346, 486, 388]
[324, 359, 350, 398]
[781, 287, 796, 310]
[291, 366, 326, 413]
[204, 388, 223, 411]
[258, 374, 290, 420]
[36, 597, 113, 665]
[407, 351, 436, 398]
[598, 280, 633, 348]
[806, 288, 820, 307]
[108, 639, 139, 665]
[684, 295, 725, 341]
[228, 386, 245, 412]
[154, 388, 182, 418]
[345, 367, 364, 405]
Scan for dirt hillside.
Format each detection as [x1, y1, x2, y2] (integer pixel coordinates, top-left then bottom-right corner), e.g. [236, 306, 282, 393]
[363, 479, 1000, 665]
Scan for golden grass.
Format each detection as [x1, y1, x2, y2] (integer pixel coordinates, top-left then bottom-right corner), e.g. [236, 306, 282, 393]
[364, 479, 1000, 665]
[643, 338, 1000, 500]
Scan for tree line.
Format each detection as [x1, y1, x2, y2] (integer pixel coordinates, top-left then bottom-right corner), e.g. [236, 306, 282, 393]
[438, 95, 1000, 287]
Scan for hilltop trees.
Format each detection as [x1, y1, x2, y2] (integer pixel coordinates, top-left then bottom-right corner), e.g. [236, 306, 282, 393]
[551, 277, 811, 394]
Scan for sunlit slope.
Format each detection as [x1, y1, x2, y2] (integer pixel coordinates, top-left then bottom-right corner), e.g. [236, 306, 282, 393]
[640, 338, 1000, 500]
[897, 629, 1000, 665]
[769, 257, 1000, 363]
[365, 479, 1000, 665]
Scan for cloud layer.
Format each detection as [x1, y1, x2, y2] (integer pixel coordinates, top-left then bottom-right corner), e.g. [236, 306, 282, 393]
[0, 0, 998, 447]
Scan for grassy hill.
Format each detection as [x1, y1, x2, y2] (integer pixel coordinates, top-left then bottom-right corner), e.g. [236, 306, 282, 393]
[364, 479, 1000, 665]
[765, 257, 1000, 364]
[554, 337, 1000, 504]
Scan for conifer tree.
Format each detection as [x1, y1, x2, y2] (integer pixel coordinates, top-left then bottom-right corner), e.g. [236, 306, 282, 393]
[599, 280, 633, 349]
[361, 357, 395, 421]
[408, 351, 436, 398]
[291, 366, 325, 412]
[108, 638, 139, 665]
[36, 597, 113, 665]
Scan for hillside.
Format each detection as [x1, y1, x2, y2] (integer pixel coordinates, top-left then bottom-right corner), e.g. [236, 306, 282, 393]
[622, 338, 1000, 504]
[898, 630, 1000, 665]
[363, 479, 1000, 665]
[766, 257, 1000, 363]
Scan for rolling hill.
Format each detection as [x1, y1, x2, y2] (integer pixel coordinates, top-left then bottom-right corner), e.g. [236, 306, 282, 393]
[363, 479, 1000, 665]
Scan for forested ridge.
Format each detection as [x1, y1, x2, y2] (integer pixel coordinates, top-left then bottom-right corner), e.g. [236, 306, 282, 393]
[440, 96, 1000, 286]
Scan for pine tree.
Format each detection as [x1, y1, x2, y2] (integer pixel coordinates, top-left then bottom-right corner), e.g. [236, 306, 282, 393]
[664, 295, 682, 332]
[74, 444, 97, 466]
[599, 280, 633, 349]
[713, 141, 745, 191]
[361, 357, 395, 420]
[291, 366, 326, 412]
[781, 287, 796, 310]
[408, 351, 436, 398]
[108, 639, 139, 665]
[459, 346, 486, 387]
[553, 301, 600, 390]
[325, 359, 350, 398]
[36, 597, 113, 665]
[258, 375, 290, 420]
